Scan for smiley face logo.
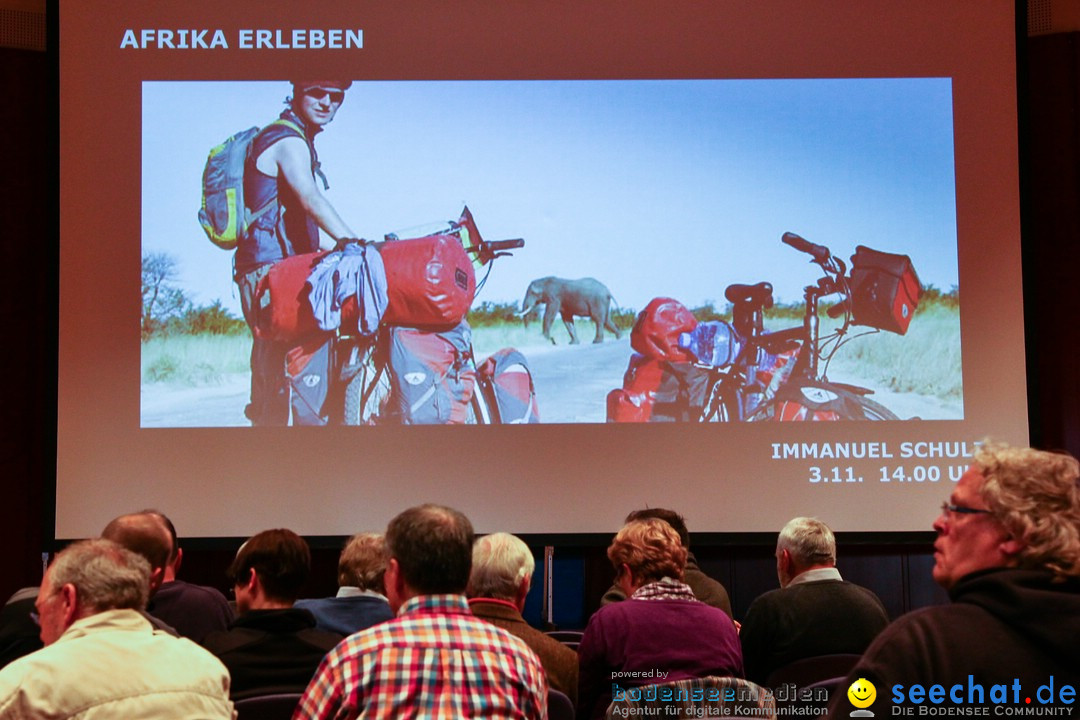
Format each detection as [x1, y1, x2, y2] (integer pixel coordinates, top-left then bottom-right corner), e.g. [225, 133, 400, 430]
[847, 678, 877, 709]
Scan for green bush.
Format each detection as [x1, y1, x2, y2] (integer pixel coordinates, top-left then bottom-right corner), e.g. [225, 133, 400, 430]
[468, 301, 522, 328]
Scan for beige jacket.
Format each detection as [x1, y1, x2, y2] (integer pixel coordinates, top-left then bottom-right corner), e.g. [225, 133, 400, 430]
[0, 608, 235, 719]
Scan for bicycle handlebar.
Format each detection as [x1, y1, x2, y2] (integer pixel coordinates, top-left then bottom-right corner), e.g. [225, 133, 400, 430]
[782, 231, 831, 264]
[826, 299, 850, 318]
[483, 238, 525, 253]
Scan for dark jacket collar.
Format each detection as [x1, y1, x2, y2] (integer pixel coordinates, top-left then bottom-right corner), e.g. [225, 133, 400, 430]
[230, 607, 317, 632]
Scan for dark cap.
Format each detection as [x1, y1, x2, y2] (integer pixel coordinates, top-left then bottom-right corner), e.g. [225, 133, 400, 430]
[291, 80, 353, 93]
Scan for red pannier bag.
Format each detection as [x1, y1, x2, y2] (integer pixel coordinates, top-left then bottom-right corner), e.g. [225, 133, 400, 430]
[477, 348, 540, 424]
[607, 354, 708, 422]
[607, 358, 665, 422]
[630, 297, 698, 361]
[849, 245, 922, 335]
[380, 234, 476, 328]
[387, 321, 475, 424]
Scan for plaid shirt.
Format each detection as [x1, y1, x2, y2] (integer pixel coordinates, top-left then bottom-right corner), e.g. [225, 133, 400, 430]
[293, 594, 548, 720]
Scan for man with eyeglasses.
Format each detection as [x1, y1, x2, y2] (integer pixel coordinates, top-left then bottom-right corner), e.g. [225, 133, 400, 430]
[827, 442, 1080, 716]
[235, 80, 359, 426]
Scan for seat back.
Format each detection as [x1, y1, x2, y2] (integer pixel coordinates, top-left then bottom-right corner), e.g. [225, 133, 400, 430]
[549, 689, 575, 720]
[234, 692, 303, 720]
[606, 676, 776, 720]
[764, 653, 861, 689]
[545, 629, 584, 650]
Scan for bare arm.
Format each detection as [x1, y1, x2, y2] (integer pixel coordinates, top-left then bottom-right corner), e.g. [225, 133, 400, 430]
[260, 136, 356, 247]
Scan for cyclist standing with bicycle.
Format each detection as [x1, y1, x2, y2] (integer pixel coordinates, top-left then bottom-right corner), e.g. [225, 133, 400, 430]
[234, 80, 360, 426]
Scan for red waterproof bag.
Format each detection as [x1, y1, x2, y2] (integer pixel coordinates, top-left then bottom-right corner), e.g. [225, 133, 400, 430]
[255, 252, 329, 342]
[630, 297, 698, 361]
[255, 233, 477, 342]
[380, 234, 476, 328]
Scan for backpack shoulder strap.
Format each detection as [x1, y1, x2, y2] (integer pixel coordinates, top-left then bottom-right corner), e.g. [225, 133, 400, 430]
[260, 118, 329, 191]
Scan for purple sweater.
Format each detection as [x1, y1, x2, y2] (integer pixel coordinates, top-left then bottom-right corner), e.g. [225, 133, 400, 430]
[577, 583, 744, 720]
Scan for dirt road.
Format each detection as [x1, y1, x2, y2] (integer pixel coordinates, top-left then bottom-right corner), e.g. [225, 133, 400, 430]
[140, 337, 961, 427]
[522, 338, 633, 423]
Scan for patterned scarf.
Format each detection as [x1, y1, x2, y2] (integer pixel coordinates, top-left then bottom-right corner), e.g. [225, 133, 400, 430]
[630, 577, 698, 602]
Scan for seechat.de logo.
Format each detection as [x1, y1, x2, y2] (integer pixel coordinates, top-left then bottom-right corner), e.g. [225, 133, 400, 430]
[848, 678, 877, 717]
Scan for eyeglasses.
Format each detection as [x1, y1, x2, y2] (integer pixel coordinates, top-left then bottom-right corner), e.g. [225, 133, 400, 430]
[303, 87, 344, 104]
[940, 502, 993, 517]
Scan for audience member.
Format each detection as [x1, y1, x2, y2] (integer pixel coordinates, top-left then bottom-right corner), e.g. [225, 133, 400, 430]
[143, 510, 235, 643]
[829, 443, 1080, 715]
[601, 507, 732, 617]
[295, 504, 547, 719]
[578, 518, 743, 720]
[101, 511, 174, 595]
[740, 516, 888, 684]
[203, 528, 342, 699]
[0, 509, 180, 668]
[0, 539, 234, 717]
[100, 510, 184, 635]
[295, 532, 394, 635]
[467, 532, 578, 704]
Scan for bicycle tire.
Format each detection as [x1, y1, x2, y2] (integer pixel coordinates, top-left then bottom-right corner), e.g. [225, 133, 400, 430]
[848, 395, 899, 421]
[342, 359, 389, 425]
[701, 389, 736, 422]
[467, 377, 498, 424]
[699, 374, 741, 422]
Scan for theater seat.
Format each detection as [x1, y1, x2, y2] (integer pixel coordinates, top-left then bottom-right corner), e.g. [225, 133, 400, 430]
[233, 692, 303, 720]
[549, 688, 575, 720]
[544, 629, 584, 650]
[606, 676, 776, 719]
[764, 653, 861, 689]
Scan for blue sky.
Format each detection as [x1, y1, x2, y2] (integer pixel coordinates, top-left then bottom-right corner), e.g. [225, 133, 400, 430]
[143, 78, 958, 316]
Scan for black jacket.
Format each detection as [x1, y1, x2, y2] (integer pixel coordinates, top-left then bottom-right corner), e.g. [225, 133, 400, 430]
[203, 608, 342, 700]
[828, 569, 1080, 716]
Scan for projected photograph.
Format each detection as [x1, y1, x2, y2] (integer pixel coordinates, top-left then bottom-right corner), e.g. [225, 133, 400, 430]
[141, 79, 961, 427]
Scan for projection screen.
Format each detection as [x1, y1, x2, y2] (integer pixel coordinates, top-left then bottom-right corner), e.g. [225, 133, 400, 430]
[57, 0, 1027, 538]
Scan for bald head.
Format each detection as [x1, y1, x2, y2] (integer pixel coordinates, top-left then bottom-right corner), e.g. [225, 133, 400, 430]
[101, 513, 173, 593]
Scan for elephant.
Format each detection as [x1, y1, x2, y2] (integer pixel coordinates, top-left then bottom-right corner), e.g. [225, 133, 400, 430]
[520, 277, 622, 344]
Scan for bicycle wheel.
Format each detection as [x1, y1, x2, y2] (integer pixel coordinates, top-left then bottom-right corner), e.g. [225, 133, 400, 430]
[342, 358, 390, 425]
[699, 376, 739, 422]
[467, 376, 498, 424]
[849, 395, 899, 421]
[755, 383, 900, 421]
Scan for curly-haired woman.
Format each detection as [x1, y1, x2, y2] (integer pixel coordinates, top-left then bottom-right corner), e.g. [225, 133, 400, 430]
[577, 518, 743, 719]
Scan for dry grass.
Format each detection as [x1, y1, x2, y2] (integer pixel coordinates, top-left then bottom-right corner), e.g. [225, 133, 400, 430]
[142, 333, 251, 385]
[819, 305, 962, 399]
[142, 307, 959, 402]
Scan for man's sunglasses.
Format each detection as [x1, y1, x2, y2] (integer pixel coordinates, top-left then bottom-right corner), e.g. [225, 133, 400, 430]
[303, 88, 345, 104]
